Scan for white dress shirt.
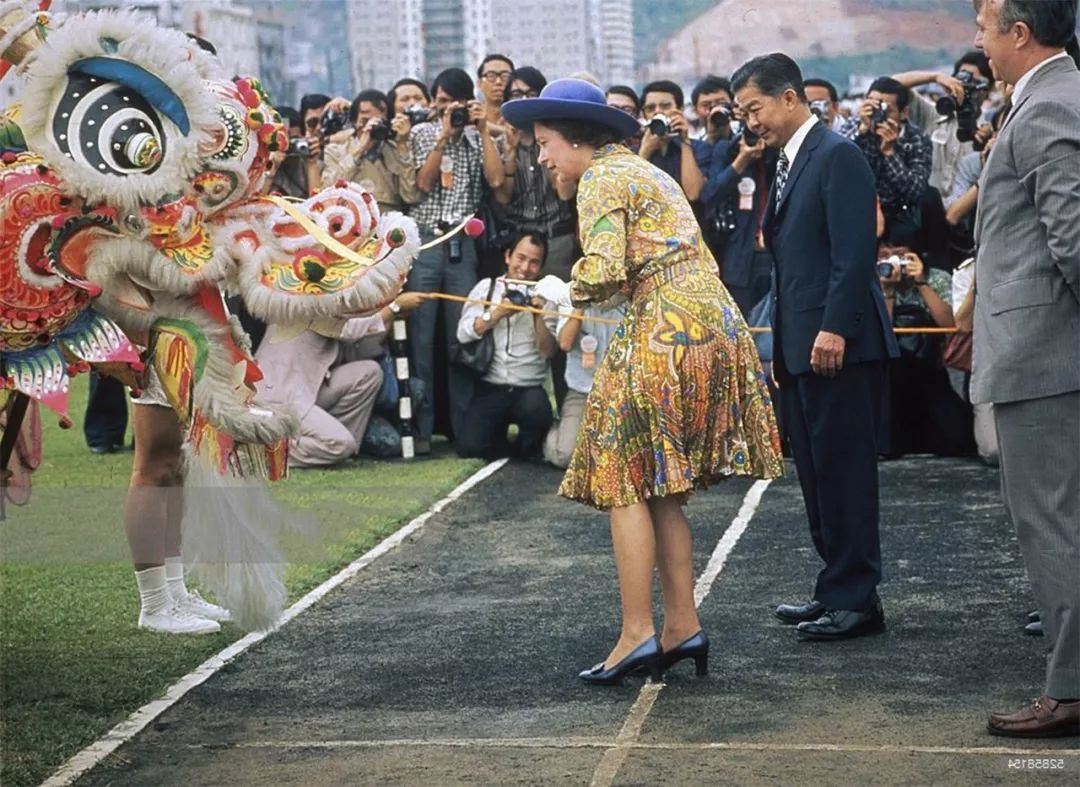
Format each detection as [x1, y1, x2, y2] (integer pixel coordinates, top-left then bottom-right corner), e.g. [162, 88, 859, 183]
[457, 277, 549, 387]
[783, 114, 820, 166]
[1010, 51, 1070, 105]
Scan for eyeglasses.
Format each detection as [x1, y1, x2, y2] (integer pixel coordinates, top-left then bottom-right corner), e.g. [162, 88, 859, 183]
[608, 103, 637, 116]
[304, 117, 320, 129]
[481, 70, 512, 83]
[508, 89, 539, 99]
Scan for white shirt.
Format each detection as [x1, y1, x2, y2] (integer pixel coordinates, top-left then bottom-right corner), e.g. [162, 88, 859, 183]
[1011, 51, 1070, 104]
[457, 277, 549, 387]
[783, 115, 820, 165]
[554, 297, 626, 394]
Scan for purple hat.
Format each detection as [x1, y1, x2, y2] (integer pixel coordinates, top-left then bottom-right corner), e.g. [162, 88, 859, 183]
[501, 78, 640, 140]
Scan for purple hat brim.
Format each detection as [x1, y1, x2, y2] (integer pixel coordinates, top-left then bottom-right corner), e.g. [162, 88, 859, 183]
[501, 97, 641, 140]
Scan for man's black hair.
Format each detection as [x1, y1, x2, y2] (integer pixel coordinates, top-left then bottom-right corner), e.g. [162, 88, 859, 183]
[502, 66, 547, 103]
[505, 229, 548, 264]
[868, 76, 910, 111]
[349, 89, 389, 124]
[606, 84, 640, 111]
[803, 77, 838, 103]
[299, 93, 332, 117]
[731, 53, 807, 103]
[477, 53, 515, 79]
[388, 77, 431, 108]
[691, 75, 732, 106]
[642, 79, 685, 109]
[431, 68, 474, 102]
[954, 49, 993, 82]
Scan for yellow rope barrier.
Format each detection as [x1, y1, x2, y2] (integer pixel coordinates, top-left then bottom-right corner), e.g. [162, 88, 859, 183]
[420, 292, 959, 334]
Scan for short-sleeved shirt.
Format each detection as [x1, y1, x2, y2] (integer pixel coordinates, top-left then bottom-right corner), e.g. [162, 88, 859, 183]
[893, 266, 952, 311]
[408, 121, 487, 232]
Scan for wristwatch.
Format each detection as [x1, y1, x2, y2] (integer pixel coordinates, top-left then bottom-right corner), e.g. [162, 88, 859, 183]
[481, 311, 492, 323]
[389, 301, 402, 315]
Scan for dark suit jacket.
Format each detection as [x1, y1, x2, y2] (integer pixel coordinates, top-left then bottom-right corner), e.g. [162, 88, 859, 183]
[764, 122, 898, 376]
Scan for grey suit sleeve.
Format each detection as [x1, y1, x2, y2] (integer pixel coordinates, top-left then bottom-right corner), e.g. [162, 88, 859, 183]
[1016, 102, 1080, 302]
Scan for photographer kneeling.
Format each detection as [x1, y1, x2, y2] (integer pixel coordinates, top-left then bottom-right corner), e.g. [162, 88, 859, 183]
[879, 245, 974, 458]
[455, 231, 558, 459]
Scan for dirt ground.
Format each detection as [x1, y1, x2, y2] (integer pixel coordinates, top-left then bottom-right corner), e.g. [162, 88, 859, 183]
[77, 458, 1079, 786]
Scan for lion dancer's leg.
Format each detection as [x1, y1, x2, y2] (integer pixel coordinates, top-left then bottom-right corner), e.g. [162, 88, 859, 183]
[126, 386, 229, 634]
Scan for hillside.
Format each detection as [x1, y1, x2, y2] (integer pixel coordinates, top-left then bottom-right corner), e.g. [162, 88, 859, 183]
[637, 0, 978, 89]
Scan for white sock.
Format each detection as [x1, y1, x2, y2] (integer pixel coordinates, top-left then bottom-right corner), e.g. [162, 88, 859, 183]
[135, 566, 169, 615]
[165, 555, 188, 602]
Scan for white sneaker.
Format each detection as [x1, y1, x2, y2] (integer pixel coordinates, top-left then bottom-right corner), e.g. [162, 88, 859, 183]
[175, 589, 232, 622]
[138, 604, 221, 635]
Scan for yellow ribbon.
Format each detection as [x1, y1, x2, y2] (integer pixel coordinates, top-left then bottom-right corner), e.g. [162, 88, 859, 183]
[263, 194, 377, 268]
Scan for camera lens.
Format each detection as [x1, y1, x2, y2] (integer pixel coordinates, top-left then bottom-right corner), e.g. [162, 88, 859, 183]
[742, 128, 760, 147]
[370, 120, 391, 142]
[506, 288, 530, 307]
[877, 262, 894, 278]
[450, 107, 470, 128]
[647, 115, 671, 137]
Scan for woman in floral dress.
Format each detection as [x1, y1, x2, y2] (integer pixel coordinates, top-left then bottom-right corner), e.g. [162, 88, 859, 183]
[503, 80, 783, 685]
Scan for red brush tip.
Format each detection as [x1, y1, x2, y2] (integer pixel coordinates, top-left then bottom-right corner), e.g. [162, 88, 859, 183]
[463, 217, 485, 238]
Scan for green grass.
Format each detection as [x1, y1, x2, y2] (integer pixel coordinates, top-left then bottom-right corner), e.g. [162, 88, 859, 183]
[0, 376, 482, 786]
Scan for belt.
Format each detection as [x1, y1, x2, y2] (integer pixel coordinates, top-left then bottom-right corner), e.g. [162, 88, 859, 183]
[632, 261, 698, 300]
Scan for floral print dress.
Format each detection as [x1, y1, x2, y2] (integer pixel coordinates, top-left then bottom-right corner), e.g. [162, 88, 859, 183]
[558, 144, 783, 510]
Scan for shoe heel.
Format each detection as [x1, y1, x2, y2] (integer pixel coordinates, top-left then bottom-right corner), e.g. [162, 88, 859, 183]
[648, 657, 664, 683]
[693, 654, 708, 677]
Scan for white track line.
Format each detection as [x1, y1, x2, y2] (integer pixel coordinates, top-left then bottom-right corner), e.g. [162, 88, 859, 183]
[39, 458, 509, 787]
[589, 479, 773, 787]
[210, 737, 1080, 758]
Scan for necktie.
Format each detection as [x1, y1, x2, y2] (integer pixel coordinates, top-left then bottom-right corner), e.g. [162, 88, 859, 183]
[774, 149, 790, 211]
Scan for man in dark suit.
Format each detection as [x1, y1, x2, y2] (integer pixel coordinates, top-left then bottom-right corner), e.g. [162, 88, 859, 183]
[732, 53, 899, 641]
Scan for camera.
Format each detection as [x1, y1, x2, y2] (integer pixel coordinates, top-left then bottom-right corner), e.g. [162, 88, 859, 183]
[647, 114, 672, 137]
[449, 105, 471, 129]
[286, 136, 311, 157]
[869, 100, 890, 130]
[319, 108, 349, 138]
[935, 70, 990, 143]
[404, 105, 431, 126]
[504, 282, 535, 307]
[809, 99, 831, 121]
[370, 119, 392, 142]
[708, 104, 733, 127]
[877, 254, 909, 279]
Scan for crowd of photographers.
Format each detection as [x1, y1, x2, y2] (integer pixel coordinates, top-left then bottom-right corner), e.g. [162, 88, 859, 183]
[87, 48, 1022, 468]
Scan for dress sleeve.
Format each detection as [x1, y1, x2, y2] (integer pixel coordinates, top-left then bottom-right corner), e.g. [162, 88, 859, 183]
[570, 166, 629, 306]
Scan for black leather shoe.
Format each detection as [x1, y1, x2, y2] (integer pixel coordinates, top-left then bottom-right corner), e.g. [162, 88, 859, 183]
[796, 603, 886, 641]
[659, 631, 709, 676]
[579, 636, 662, 685]
[1024, 620, 1044, 636]
[1028, 610, 1040, 623]
[775, 599, 825, 625]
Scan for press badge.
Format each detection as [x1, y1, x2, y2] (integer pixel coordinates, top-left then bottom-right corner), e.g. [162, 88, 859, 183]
[738, 177, 756, 211]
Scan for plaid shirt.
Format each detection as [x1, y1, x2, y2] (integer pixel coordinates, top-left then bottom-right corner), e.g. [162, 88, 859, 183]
[409, 121, 487, 232]
[840, 117, 932, 214]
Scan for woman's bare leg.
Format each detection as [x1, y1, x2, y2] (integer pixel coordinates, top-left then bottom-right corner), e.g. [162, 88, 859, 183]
[604, 501, 657, 667]
[649, 495, 702, 651]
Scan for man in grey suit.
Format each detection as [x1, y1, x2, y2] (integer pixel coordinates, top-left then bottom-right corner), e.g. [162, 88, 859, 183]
[972, 0, 1080, 738]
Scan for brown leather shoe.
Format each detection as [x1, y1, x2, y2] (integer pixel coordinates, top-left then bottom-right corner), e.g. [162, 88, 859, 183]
[987, 695, 1080, 738]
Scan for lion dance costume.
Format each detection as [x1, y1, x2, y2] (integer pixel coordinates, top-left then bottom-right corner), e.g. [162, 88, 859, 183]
[0, 2, 420, 629]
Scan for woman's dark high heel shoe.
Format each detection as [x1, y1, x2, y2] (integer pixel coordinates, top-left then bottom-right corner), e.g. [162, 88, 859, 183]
[658, 631, 709, 676]
[578, 635, 662, 685]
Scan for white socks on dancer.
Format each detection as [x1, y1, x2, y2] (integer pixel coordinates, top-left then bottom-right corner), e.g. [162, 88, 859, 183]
[135, 564, 221, 635]
[166, 555, 232, 622]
